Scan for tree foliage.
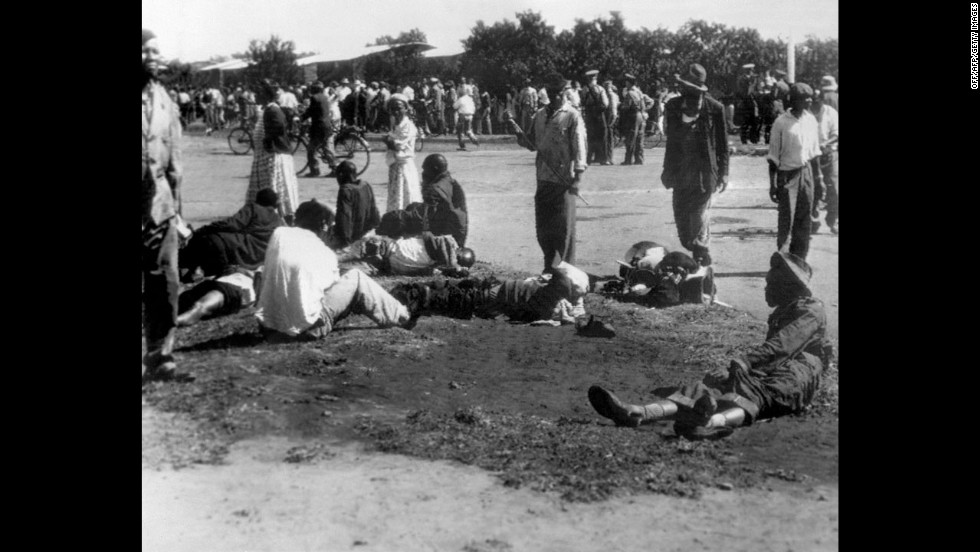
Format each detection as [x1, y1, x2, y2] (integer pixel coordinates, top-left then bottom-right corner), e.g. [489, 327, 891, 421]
[241, 35, 300, 85]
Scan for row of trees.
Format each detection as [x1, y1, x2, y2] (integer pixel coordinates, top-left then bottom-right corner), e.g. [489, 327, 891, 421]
[162, 12, 838, 97]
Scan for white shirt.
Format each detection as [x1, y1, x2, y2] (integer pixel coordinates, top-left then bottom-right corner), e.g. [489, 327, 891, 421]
[256, 227, 340, 336]
[278, 91, 299, 110]
[216, 271, 257, 306]
[388, 237, 434, 275]
[336, 85, 352, 102]
[767, 110, 822, 170]
[453, 94, 476, 116]
[401, 85, 415, 101]
[813, 104, 839, 151]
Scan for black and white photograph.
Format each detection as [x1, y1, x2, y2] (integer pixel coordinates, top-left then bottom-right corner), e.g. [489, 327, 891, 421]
[142, 0, 839, 549]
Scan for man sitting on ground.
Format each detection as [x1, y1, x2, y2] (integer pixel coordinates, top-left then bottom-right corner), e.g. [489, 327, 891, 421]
[331, 160, 381, 250]
[255, 199, 418, 340]
[588, 251, 833, 440]
[420, 153, 468, 246]
[180, 188, 283, 282]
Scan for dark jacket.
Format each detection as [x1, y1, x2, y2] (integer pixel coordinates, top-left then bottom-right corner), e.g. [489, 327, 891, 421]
[301, 92, 333, 133]
[188, 202, 284, 275]
[334, 180, 381, 248]
[262, 104, 291, 154]
[661, 94, 729, 191]
[422, 171, 469, 246]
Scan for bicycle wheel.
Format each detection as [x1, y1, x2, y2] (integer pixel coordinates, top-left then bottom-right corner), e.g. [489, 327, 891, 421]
[227, 128, 253, 155]
[335, 135, 371, 176]
[293, 137, 311, 176]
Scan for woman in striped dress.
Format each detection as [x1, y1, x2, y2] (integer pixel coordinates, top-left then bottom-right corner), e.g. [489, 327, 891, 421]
[382, 94, 421, 212]
[246, 80, 299, 222]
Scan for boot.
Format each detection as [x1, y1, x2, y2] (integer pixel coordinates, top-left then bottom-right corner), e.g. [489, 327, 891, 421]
[588, 386, 677, 427]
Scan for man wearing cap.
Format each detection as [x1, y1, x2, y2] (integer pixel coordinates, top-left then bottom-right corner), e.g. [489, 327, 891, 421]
[588, 251, 832, 440]
[619, 74, 647, 165]
[819, 76, 838, 112]
[767, 83, 823, 259]
[581, 70, 610, 165]
[142, 29, 189, 384]
[809, 90, 839, 235]
[507, 73, 587, 271]
[661, 63, 730, 268]
[603, 79, 620, 164]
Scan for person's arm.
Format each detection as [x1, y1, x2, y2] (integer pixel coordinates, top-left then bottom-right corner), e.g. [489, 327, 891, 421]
[741, 304, 826, 372]
[205, 203, 254, 233]
[714, 102, 730, 192]
[166, 89, 184, 215]
[570, 112, 587, 192]
[823, 109, 839, 152]
[766, 120, 782, 203]
[506, 110, 536, 151]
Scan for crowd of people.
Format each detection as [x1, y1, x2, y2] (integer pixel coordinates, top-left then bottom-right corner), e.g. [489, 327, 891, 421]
[144, 28, 837, 441]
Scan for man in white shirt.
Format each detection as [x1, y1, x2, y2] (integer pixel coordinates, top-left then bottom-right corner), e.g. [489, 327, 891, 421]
[255, 199, 416, 340]
[277, 85, 300, 132]
[336, 78, 352, 102]
[809, 91, 839, 235]
[453, 89, 480, 151]
[767, 83, 823, 260]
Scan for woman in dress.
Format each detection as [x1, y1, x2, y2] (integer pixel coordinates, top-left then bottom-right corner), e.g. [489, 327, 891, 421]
[246, 79, 299, 223]
[382, 94, 421, 212]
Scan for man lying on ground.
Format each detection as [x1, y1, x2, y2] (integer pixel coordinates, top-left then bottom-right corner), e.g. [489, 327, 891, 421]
[390, 262, 590, 325]
[180, 188, 283, 282]
[588, 251, 833, 440]
[603, 240, 715, 307]
[176, 266, 260, 327]
[338, 232, 475, 277]
[255, 199, 419, 341]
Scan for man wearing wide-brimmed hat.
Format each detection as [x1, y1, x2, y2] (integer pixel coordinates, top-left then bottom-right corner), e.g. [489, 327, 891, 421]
[661, 63, 730, 268]
[587, 251, 832, 440]
[143, 28, 190, 384]
[819, 75, 838, 112]
[618, 73, 647, 165]
[580, 70, 610, 165]
[767, 83, 823, 259]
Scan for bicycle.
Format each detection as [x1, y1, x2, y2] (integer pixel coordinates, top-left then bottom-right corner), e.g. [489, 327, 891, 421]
[293, 122, 371, 177]
[226, 119, 255, 155]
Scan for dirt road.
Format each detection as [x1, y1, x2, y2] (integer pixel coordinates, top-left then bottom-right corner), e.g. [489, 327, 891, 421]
[143, 133, 839, 551]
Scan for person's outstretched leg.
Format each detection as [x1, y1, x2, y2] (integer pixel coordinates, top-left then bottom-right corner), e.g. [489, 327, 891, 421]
[588, 386, 678, 427]
[177, 290, 226, 327]
[321, 269, 411, 329]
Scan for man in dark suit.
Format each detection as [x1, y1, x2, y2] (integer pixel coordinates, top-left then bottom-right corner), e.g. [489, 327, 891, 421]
[300, 81, 337, 177]
[142, 28, 190, 384]
[661, 63, 730, 267]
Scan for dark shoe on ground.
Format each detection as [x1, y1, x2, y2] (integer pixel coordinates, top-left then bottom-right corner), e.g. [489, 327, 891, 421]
[577, 315, 616, 338]
[673, 422, 734, 441]
[620, 161, 632, 165]
[588, 386, 641, 427]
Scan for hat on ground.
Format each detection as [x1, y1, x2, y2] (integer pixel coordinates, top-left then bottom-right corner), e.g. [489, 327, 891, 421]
[623, 73, 637, 82]
[142, 29, 156, 45]
[741, 63, 756, 69]
[675, 63, 708, 92]
[769, 251, 812, 292]
[820, 75, 838, 91]
[788, 82, 814, 100]
[773, 69, 788, 79]
[585, 69, 599, 77]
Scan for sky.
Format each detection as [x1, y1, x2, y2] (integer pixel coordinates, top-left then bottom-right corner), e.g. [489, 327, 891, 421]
[142, 0, 839, 63]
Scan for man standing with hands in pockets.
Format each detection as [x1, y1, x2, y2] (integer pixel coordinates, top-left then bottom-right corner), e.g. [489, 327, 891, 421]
[505, 73, 587, 272]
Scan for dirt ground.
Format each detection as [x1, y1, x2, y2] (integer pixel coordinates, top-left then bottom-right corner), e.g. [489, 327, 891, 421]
[142, 131, 839, 551]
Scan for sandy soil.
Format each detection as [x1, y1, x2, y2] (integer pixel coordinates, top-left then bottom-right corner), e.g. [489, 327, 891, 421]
[142, 132, 839, 551]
